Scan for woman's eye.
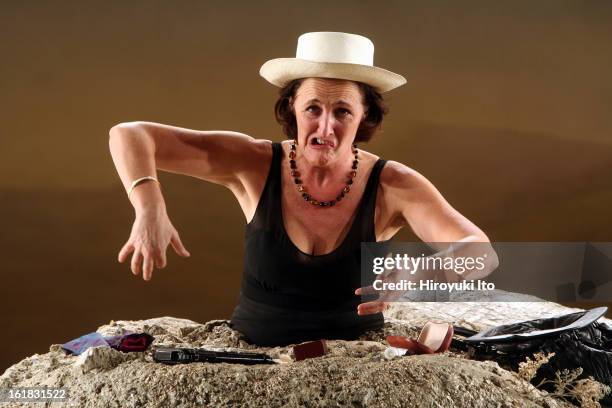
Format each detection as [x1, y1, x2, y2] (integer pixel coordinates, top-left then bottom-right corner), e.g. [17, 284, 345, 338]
[337, 109, 351, 117]
[306, 106, 319, 113]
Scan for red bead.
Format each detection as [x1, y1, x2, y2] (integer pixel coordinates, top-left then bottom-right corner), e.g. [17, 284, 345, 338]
[289, 151, 296, 159]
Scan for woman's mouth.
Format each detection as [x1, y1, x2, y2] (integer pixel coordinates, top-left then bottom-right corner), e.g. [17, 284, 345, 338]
[310, 137, 335, 148]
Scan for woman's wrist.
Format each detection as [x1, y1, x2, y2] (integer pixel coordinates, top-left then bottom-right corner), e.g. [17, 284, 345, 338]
[129, 181, 167, 215]
[135, 204, 167, 217]
[128, 176, 159, 199]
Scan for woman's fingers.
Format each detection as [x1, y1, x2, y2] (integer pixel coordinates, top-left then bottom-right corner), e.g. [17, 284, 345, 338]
[356, 286, 396, 302]
[153, 247, 167, 269]
[118, 241, 135, 263]
[357, 301, 389, 316]
[121, 215, 190, 281]
[131, 248, 143, 276]
[170, 232, 190, 258]
[358, 301, 381, 316]
[130, 246, 162, 281]
[142, 247, 154, 281]
[355, 285, 377, 296]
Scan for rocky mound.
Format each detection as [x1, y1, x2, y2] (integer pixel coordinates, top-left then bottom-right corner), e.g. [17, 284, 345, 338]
[1, 301, 603, 408]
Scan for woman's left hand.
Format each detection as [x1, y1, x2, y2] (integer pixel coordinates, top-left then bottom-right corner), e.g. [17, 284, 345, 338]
[354, 264, 408, 315]
[354, 287, 390, 315]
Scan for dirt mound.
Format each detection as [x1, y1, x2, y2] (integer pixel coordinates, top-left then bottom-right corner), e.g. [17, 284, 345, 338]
[1, 302, 591, 407]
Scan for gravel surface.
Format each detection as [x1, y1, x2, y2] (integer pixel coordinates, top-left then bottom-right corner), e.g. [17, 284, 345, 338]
[2, 300, 600, 408]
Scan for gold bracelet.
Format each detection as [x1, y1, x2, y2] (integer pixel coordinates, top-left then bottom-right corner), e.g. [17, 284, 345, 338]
[127, 176, 160, 199]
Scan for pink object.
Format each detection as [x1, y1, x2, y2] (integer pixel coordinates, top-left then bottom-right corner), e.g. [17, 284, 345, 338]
[387, 322, 454, 355]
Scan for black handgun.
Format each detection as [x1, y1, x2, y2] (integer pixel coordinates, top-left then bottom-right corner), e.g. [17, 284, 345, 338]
[153, 347, 276, 365]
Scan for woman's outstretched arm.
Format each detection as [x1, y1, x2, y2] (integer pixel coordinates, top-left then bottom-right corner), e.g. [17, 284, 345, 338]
[107, 121, 271, 280]
[381, 160, 499, 281]
[356, 160, 499, 315]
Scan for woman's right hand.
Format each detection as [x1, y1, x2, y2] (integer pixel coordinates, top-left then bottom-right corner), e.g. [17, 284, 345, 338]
[117, 209, 191, 281]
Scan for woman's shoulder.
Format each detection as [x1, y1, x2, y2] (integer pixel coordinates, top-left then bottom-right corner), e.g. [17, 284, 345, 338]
[353, 147, 421, 187]
[372, 159, 442, 224]
[377, 159, 434, 194]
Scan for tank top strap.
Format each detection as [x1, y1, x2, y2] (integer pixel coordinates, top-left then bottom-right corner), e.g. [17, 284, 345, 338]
[352, 158, 387, 242]
[270, 142, 283, 182]
[246, 141, 283, 232]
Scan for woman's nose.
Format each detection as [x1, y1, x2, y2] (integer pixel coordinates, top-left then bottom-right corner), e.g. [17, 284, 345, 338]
[318, 112, 336, 136]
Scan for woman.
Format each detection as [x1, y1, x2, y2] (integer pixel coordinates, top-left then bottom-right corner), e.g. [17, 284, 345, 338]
[108, 32, 492, 346]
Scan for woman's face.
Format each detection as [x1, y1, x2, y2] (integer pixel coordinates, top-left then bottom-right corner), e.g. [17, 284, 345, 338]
[291, 78, 366, 167]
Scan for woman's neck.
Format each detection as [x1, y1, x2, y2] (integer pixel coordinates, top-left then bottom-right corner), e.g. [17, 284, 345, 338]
[297, 147, 355, 189]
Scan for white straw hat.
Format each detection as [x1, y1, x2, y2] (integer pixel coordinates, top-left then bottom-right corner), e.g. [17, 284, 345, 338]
[260, 32, 407, 93]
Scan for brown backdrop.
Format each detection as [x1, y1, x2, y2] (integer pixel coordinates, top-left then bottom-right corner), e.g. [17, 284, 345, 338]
[1, 0, 611, 371]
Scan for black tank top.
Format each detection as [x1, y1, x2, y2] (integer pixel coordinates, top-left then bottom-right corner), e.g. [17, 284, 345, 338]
[230, 142, 389, 346]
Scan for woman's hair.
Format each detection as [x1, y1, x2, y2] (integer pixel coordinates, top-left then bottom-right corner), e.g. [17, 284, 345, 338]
[274, 78, 388, 143]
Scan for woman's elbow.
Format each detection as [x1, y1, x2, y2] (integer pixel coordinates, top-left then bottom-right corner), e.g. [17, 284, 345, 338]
[109, 121, 142, 138]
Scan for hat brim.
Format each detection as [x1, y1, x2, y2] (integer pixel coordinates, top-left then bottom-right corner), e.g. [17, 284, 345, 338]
[260, 58, 406, 93]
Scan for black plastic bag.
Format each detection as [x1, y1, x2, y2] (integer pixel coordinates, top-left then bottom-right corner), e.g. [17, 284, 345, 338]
[458, 307, 612, 406]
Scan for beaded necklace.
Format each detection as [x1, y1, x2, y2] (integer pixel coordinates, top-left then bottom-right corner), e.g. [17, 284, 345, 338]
[288, 140, 359, 207]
